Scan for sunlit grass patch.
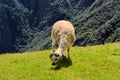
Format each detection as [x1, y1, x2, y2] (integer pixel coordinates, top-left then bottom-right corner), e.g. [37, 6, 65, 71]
[0, 43, 120, 80]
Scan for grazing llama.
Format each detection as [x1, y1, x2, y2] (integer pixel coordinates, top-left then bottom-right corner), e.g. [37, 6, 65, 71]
[51, 20, 75, 65]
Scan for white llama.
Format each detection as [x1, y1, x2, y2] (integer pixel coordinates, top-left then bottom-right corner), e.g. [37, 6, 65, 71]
[51, 20, 75, 65]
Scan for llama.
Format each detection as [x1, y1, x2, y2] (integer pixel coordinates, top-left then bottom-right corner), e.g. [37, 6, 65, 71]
[51, 20, 75, 65]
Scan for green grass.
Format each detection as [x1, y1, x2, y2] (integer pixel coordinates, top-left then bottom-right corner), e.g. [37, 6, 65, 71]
[0, 43, 120, 80]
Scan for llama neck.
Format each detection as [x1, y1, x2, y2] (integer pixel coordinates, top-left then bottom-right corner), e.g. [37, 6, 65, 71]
[56, 35, 68, 55]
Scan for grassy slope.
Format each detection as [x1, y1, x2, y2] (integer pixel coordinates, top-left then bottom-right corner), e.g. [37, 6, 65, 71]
[0, 43, 120, 80]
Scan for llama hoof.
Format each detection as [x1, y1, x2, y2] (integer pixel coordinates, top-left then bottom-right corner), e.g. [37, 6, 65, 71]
[52, 62, 56, 65]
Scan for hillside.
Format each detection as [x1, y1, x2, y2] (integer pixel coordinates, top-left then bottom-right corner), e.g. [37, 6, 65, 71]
[0, 43, 120, 80]
[0, 0, 120, 53]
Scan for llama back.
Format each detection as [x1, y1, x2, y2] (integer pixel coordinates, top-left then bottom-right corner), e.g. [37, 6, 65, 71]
[52, 20, 75, 44]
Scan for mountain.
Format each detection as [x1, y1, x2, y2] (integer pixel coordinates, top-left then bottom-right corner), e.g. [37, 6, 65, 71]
[0, 0, 120, 53]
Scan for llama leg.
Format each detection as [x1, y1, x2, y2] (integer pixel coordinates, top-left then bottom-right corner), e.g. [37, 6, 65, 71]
[59, 53, 63, 60]
[67, 48, 70, 59]
[52, 38, 56, 53]
[52, 41, 55, 53]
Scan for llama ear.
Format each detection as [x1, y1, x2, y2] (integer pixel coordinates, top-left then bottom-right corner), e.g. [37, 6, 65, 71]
[51, 52, 54, 55]
[51, 50, 55, 54]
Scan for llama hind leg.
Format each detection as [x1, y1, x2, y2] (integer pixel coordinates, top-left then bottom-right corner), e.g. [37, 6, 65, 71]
[67, 48, 70, 59]
[52, 37, 57, 53]
[52, 40, 56, 53]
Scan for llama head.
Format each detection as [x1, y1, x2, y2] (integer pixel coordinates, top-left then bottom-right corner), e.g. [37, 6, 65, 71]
[51, 52, 60, 65]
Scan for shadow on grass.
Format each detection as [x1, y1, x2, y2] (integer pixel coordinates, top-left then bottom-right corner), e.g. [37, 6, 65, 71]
[113, 54, 120, 56]
[49, 54, 72, 70]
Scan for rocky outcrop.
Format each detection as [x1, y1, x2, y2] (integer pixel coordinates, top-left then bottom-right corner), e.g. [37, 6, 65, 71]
[0, 0, 120, 53]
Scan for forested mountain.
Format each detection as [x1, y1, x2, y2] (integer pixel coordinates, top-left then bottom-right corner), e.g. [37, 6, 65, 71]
[0, 0, 120, 53]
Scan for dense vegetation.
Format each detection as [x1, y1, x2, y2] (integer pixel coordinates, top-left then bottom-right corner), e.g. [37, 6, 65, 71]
[0, 43, 120, 80]
[0, 0, 120, 53]
[74, 0, 120, 46]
